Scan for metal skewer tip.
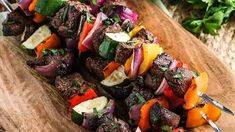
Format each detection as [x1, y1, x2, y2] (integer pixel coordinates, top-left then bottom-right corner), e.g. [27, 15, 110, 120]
[198, 92, 234, 116]
[200, 111, 221, 132]
[0, 0, 13, 12]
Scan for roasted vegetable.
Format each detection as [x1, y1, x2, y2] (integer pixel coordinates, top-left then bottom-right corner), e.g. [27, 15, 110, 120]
[35, 0, 65, 16]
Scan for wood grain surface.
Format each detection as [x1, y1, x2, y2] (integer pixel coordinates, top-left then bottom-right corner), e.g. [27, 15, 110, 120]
[0, 0, 235, 132]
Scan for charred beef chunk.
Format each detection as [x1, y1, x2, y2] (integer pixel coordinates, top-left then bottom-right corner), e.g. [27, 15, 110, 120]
[92, 23, 122, 53]
[96, 119, 131, 132]
[125, 86, 154, 108]
[135, 28, 155, 43]
[150, 103, 180, 130]
[55, 73, 94, 99]
[144, 53, 173, 90]
[165, 67, 193, 98]
[114, 44, 132, 64]
[51, 2, 90, 39]
[85, 57, 110, 79]
[2, 8, 33, 36]
[27, 49, 74, 78]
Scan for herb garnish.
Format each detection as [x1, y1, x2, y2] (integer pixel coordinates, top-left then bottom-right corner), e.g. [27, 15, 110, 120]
[112, 14, 121, 23]
[192, 71, 199, 78]
[86, 12, 92, 23]
[136, 93, 146, 104]
[173, 71, 183, 79]
[62, 4, 69, 22]
[161, 125, 173, 132]
[93, 108, 103, 118]
[91, 0, 97, 5]
[111, 123, 119, 129]
[42, 49, 66, 56]
[160, 66, 168, 72]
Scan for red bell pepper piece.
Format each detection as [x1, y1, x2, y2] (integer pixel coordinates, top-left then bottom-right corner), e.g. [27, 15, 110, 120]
[163, 86, 184, 110]
[78, 21, 94, 53]
[68, 88, 97, 111]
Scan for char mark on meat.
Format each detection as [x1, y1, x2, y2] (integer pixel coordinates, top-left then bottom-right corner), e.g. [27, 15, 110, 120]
[115, 44, 132, 64]
[55, 73, 94, 99]
[165, 67, 193, 98]
[150, 103, 180, 130]
[135, 28, 155, 43]
[2, 8, 33, 36]
[144, 53, 173, 90]
[85, 57, 110, 80]
[125, 85, 154, 109]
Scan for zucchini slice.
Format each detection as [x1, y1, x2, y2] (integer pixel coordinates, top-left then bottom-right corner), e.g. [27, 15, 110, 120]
[22, 25, 51, 49]
[105, 32, 130, 43]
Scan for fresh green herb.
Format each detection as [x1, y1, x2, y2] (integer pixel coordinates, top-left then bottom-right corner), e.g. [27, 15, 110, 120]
[125, 21, 132, 32]
[35, 0, 65, 17]
[99, 37, 118, 60]
[161, 125, 173, 132]
[173, 71, 183, 79]
[79, 85, 89, 94]
[62, 4, 69, 22]
[80, 0, 89, 4]
[135, 93, 146, 104]
[160, 67, 168, 72]
[111, 123, 119, 129]
[91, 0, 97, 5]
[72, 80, 82, 88]
[86, 12, 92, 23]
[103, 18, 114, 25]
[93, 108, 103, 118]
[178, 0, 235, 35]
[112, 14, 121, 23]
[192, 71, 199, 78]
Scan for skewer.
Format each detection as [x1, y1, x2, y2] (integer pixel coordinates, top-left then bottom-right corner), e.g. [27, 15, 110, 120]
[200, 111, 221, 132]
[0, 0, 13, 12]
[198, 91, 234, 116]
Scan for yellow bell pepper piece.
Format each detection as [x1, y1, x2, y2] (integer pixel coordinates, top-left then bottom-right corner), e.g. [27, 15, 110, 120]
[128, 25, 144, 38]
[138, 44, 163, 75]
[184, 72, 208, 110]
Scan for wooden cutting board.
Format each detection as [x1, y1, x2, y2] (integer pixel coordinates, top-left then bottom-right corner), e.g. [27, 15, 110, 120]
[0, 0, 235, 132]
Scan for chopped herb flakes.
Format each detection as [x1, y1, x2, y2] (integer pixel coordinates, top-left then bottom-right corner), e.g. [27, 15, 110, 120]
[173, 71, 183, 79]
[135, 93, 146, 104]
[93, 108, 103, 118]
[161, 125, 173, 132]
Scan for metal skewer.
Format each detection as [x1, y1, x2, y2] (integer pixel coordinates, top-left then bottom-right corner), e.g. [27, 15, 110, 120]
[200, 111, 221, 132]
[0, 0, 13, 12]
[198, 91, 234, 116]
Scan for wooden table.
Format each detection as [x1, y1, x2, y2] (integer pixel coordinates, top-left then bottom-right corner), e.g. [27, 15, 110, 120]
[0, 0, 235, 131]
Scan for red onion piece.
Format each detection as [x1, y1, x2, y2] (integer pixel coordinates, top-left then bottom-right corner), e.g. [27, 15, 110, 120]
[116, 6, 138, 23]
[35, 61, 61, 77]
[129, 104, 142, 125]
[129, 46, 143, 79]
[82, 12, 107, 50]
[154, 78, 169, 95]
[18, 0, 32, 10]
[89, 0, 106, 15]
[169, 60, 178, 69]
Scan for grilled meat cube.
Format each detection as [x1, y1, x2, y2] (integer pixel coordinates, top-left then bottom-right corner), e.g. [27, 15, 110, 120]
[135, 28, 155, 43]
[96, 119, 131, 132]
[27, 49, 74, 78]
[55, 73, 94, 99]
[114, 44, 132, 64]
[165, 67, 193, 98]
[2, 8, 33, 36]
[144, 53, 173, 90]
[125, 86, 154, 108]
[85, 57, 110, 79]
[150, 103, 180, 130]
[92, 23, 122, 53]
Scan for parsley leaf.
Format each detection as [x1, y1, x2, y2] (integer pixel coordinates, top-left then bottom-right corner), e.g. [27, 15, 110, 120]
[135, 93, 146, 104]
[91, 0, 97, 5]
[173, 71, 183, 79]
[93, 108, 103, 118]
[161, 125, 173, 132]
